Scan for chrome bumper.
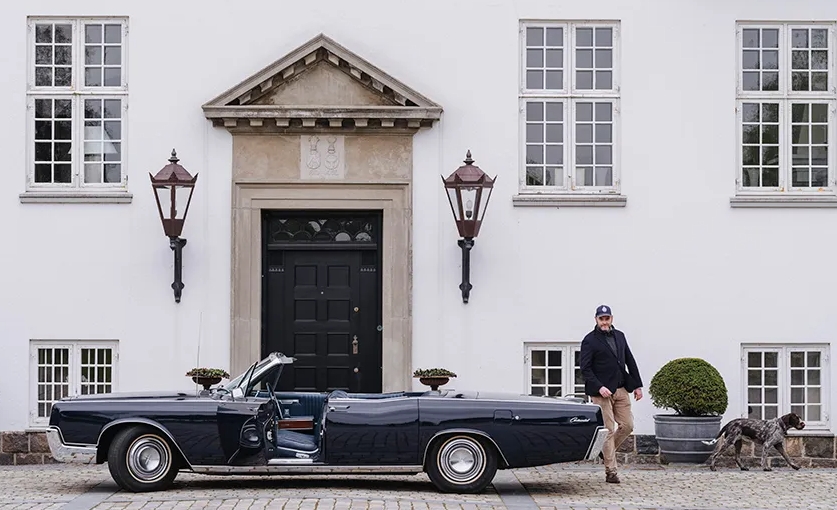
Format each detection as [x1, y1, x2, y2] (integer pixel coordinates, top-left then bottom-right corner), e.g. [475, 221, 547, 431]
[585, 426, 609, 461]
[46, 427, 96, 464]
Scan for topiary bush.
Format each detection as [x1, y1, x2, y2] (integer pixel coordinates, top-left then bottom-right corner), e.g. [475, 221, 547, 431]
[648, 358, 728, 417]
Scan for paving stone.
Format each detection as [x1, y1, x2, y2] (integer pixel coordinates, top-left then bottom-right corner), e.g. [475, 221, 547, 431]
[623, 453, 660, 465]
[803, 436, 834, 458]
[616, 436, 634, 454]
[811, 458, 837, 468]
[2, 462, 837, 509]
[782, 435, 803, 457]
[1, 433, 28, 454]
[515, 463, 837, 509]
[633, 435, 658, 455]
[28, 434, 50, 454]
[15, 454, 45, 465]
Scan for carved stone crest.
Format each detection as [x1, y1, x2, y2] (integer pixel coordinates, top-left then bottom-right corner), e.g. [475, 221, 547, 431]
[306, 136, 321, 169]
[300, 135, 344, 179]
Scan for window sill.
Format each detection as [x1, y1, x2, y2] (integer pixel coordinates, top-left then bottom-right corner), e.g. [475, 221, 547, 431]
[19, 190, 133, 204]
[512, 193, 627, 208]
[730, 195, 837, 208]
[786, 429, 833, 437]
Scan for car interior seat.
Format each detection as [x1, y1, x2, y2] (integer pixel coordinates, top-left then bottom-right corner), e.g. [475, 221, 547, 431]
[273, 389, 350, 458]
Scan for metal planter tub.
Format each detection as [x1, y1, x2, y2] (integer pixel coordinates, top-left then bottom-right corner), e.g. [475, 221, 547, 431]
[653, 414, 722, 463]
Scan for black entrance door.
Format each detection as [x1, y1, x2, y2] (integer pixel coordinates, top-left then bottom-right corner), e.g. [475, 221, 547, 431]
[262, 212, 382, 393]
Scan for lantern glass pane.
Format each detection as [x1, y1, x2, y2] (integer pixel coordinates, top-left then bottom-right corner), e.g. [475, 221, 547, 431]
[174, 185, 194, 220]
[155, 185, 173, 219]
[446, 187, 461, 221]
[477, 187, 493, 222]
[460, 186, 478, 221]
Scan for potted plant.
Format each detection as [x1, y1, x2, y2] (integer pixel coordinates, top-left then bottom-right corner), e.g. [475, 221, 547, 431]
[413, 368, 457, 391]
[186, 367, 230, 390]
[648, 357, 728, 464]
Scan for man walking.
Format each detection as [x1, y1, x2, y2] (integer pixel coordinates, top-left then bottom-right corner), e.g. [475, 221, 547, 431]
[579, 304, 643, 484]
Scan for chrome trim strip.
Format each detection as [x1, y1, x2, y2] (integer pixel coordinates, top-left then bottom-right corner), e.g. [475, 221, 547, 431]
[46, 427, 96, 464]
[422, 429, 510, 467]
[97, 418, 194, 469]
[267, 458, 314, 465]
[327, 395, 598, 406]
[271, 445, 320, 456]
[585, 426, 609, 461]
[190, 464, 423, 475]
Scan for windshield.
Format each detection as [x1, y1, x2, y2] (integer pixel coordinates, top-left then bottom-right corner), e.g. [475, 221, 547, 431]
[219, 352, 292, 396]
[223, 358, 270, 392]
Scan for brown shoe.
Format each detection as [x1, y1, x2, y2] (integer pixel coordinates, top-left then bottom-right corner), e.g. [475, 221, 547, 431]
[606, 471, 621, 484]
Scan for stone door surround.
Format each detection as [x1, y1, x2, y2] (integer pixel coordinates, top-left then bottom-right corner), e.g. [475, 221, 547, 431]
[202, 33, 442, 391]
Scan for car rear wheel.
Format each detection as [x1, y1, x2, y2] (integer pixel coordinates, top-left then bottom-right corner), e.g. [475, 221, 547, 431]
[426, 434, 498, 493]
[107, 425, 178, 492]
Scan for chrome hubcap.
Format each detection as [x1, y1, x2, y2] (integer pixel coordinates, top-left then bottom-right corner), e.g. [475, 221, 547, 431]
[127, 436, 170, 483]
[438, 437, 485, 484]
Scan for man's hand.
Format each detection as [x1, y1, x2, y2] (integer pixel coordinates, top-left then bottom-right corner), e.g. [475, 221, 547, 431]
[598, 386, 612, 398]
[634, 388, 643, 401]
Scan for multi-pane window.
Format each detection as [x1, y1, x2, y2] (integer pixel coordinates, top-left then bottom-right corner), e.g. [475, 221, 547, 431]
[27, 18, 128, 190]
[519, 21, 620, 194]
[736, 23, 835, 194]
[743, 345, 829, 429]
[30, 341, 118, 426]
[524, 343, 588, 401]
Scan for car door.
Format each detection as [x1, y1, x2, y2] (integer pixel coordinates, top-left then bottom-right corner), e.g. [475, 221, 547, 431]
[323, 396, 419, 465]
[216, 395, 271, 465]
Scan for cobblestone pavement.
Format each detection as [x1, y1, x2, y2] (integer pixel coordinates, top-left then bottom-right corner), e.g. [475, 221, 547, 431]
[1, 462, 835, 510]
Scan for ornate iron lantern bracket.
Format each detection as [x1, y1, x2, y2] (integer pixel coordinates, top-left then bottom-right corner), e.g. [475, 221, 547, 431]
[441, 150, 496, 303]
[150, 149, 198, 303]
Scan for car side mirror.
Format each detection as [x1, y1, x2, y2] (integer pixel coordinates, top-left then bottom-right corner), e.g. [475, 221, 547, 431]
[231, 387, 244, 400]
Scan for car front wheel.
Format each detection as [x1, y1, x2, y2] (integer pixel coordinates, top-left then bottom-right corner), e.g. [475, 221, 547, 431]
[426, 434, 498, 493]
[107, 425, 178, 492]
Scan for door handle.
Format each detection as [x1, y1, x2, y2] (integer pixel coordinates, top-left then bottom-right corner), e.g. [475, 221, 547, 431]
[329, 405, 351, 411]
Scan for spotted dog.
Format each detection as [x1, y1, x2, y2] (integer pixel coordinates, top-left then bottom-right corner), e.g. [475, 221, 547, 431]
[703, 412, 805, 471]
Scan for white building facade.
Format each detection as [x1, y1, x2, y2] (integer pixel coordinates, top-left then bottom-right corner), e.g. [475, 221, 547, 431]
[2, 0, 836, 465]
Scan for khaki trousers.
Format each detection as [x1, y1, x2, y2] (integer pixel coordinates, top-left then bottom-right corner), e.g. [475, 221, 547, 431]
[591, 387, 634, 473]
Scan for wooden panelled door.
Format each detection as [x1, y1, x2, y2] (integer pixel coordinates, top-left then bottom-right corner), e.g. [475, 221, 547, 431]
[262, 212, 382, 393]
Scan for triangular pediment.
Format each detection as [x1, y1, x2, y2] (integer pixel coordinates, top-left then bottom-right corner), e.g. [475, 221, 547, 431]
[202, 34, 442, 131]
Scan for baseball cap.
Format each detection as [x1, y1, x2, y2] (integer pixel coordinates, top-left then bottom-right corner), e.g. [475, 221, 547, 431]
[595, 305, 612, 317]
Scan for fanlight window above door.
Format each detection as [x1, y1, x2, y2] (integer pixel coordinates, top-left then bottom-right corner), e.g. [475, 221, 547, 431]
[267, 216, 377, 244]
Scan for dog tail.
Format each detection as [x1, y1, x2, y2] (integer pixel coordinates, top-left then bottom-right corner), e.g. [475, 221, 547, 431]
[701, 421, 730, 446]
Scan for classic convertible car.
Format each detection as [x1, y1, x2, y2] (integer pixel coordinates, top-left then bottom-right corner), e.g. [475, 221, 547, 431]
[47, 352, 607, 494]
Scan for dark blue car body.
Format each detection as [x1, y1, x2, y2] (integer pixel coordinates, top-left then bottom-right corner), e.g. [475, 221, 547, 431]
[47, 352, 607, 494]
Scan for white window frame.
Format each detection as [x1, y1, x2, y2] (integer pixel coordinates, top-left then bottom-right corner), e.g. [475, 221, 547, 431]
[29, 340, 119, 428]
[523, 341, 589, 401]
[734, 22, 837, 198]
[24, 17, 130, 197]
[518, 20, 621, 197]
[741, 343, 830, 432]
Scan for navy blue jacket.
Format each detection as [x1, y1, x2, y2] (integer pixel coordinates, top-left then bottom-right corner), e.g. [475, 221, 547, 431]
[579, 326, 643, 396]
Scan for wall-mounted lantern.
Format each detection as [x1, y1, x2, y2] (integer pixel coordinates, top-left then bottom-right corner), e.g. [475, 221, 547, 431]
[441, 150, 496, 303]
[149, 149, 198, 303]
